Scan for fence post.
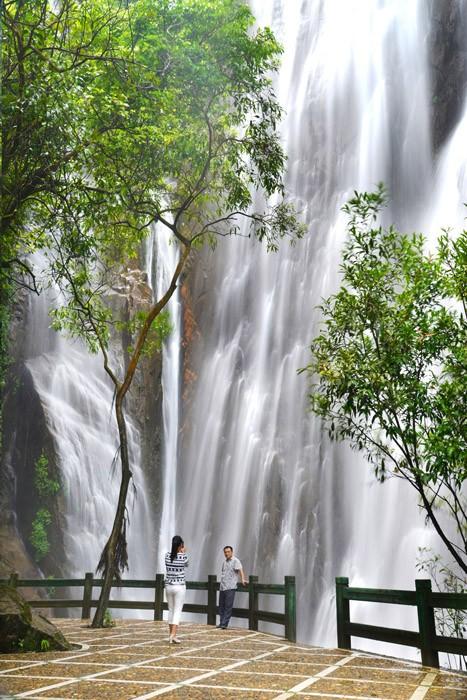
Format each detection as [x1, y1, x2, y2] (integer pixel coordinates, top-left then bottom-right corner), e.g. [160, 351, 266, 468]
[8, 572, 19, 588]
[81, 572, 93, 620]
[248, 575, 258, 631]
[207, 575, 217, 625]
[336, 577, 351, 649]
[415, 579, 439, 668]
[284, 576, 296, 642]
[153, 573, 164, 621]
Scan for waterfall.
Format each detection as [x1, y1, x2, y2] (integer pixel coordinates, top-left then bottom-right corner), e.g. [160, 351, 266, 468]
[24, 271, 155, 610]
[175, 0, 467, 658]
[144, 223, 182, 569]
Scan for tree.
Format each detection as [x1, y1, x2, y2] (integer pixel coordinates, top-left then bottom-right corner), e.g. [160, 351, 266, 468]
[1, 0, 143, 292]
[302, 187, 467, 574]
[6, 0, 304, 625]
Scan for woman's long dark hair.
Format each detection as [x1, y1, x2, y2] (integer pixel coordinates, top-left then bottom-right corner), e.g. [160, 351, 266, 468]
[170, 535, 184, 561]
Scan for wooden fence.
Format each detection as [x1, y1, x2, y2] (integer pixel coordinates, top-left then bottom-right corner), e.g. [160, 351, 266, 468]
[336, 577, 467, 668]
[4, 573, 296, 642]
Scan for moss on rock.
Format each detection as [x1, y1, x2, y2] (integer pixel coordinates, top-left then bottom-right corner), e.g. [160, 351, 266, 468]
[0, 585, 75, 653]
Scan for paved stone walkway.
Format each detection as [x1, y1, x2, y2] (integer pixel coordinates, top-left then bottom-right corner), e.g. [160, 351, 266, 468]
[0, 620, 466, 699]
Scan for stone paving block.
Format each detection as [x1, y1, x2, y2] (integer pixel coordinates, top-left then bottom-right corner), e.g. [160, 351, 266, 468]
[130, 645, 171, 655]
[32, 679, 163, 699]
[118, 646, 166, 656]
[225, 640, 279, 648]
[425, 689, 467, 700]
[270, 651, 348, 664]
[101, 665, 198, 682]
[9, 662, 120, 678]
[141, 656, 230, 670]
[0, 651, 88, 662]
[0, 659, 43, 670]
[328, 665, 426, 683]
[239, 660, 329, 675]
[85, 638, 137, 646]
[0, 675, 57, 695]
[177, 638, 226, 646]
[82, 652, 155, 665]
[184, 648, 256, 659]
[128, 644, 191, 656]
[307, 677, 418, 699]
[191, 671, 308, 690]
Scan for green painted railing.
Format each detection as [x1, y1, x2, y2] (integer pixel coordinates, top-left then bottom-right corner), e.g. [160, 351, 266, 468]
[336, 577, 467, 668]
[3, 572, 296, 642]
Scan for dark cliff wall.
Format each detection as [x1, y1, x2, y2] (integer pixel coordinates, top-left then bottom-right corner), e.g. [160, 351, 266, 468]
[429, 0, 467, 151]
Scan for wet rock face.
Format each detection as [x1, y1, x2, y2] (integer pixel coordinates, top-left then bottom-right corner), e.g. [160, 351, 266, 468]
[0, 585, 74, 652]
[429, 0, 467, 151]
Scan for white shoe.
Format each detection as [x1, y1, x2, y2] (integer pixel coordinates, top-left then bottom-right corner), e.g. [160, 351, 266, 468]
[172, 637, 181, 644]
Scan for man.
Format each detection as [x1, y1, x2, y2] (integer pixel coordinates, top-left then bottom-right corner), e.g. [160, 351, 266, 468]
[217, 545, 247, 629]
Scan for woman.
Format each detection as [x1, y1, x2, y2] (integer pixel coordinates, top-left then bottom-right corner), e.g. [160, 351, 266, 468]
[165, 535, 189, 644]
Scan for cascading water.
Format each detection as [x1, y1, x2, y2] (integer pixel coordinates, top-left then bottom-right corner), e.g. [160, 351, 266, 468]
[144, 223, 182, 569]
[24, 272, 155, 609]
[174, 0, 467, 657]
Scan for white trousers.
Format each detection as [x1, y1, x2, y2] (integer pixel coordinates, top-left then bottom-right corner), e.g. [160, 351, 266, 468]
[166, 584, 186, 625]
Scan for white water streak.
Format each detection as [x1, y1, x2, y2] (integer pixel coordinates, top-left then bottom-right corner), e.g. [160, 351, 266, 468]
[144, 223, 181, 567]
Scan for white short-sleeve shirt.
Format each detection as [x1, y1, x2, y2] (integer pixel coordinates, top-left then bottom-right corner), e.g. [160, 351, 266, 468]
[220, 556, 242, 591]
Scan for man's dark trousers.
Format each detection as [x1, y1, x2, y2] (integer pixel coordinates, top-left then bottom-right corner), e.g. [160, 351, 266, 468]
[219, 588, 236, 628]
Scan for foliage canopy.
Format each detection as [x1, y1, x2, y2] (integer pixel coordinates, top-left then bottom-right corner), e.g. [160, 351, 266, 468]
[1, 0, 302, 301]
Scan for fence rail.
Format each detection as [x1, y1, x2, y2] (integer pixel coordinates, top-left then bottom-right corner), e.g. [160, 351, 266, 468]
[2, 572, 296, 642]
[336, 577, 467, 668]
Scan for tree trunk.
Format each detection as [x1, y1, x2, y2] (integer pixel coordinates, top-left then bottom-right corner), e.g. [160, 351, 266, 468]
[92, 395, 131, 627]
[91, 242, 190, 627]
[416, 478, 467, 576]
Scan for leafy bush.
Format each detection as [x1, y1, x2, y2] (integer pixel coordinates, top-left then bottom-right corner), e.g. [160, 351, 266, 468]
[30, 509, 52, 561]
[103, 609, 116, 628]
[28, 453, 60, 562]
[34, 453, 60, 498]
[417, 548, 466, 670]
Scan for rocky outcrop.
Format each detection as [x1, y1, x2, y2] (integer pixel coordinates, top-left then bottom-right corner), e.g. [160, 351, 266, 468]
[105, 262, 164, 528]
[0, 585, 73, 653]
[429, 0, 467, 151]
